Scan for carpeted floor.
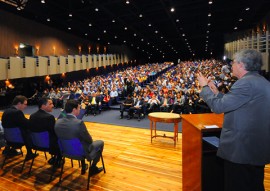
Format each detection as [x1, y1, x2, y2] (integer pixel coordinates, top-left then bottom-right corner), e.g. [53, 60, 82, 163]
[1, 105, 182, 133]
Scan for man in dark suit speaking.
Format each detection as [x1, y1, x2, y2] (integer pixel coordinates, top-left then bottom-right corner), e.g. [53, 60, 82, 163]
[55, 100, 104, 175]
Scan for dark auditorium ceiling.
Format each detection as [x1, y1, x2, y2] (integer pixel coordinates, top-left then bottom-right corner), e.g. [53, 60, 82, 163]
[0, 0, 270, 61]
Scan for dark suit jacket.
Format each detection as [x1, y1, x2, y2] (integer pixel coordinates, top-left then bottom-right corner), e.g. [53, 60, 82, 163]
[29, 109, 59, 155]
[55, 114, 93, 157]
[1, 106, 29, 130]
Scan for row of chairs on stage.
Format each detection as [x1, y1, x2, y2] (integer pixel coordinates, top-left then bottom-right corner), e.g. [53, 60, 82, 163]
[0, 127, 105, 190]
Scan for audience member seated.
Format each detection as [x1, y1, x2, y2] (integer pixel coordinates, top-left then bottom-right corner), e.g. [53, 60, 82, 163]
[147, 94, 160, 113]
[120, 94, 133, 119]
[55, 100, 104, 175]
[29, 97, 61, 166]
[1, 95, 37, 159]
[170, 91, 185, 113]
[128, 94, 143, 121]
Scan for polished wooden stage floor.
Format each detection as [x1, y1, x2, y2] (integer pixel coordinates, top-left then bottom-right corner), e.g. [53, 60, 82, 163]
[0, 116, 270, 190]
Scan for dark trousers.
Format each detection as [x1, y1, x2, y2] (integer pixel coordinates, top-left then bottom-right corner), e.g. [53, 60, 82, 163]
[224, 159, 265, 191]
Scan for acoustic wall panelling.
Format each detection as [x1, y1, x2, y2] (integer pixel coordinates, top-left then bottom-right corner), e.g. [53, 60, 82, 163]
[98, 54, 102, 67]
[75, 55, 81, 71]
[93, 54, 97, 68]
[103, 54, 107, 66]
[86, 54, 94, 69]
[59, 56, 66, 74]
[24, 57, 36, 77]
[67, 55, 74, 72]
[48, 56, 58, 75]
[82, 55, 87, 70]
[0, 59, 8, 80]
[8, 57, 23, 79]
[37, 56, 48, 77]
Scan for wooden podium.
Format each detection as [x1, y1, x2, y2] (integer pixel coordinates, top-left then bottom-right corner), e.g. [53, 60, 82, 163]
[182, 113, 224, 191]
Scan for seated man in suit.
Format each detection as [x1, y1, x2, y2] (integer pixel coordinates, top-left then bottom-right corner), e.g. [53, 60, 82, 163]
[1, 95, 37, 159]
[88, 93, 101, 116]
[55, 100, 104, 175]
[128, 94, 143, 121]
[29, 97, 61, 166]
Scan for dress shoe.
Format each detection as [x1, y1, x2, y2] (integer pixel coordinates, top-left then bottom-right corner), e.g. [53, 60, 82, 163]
[2, 148, 22, 156]
[25, 153, 39, 161]
[81, 164, 89, 175]
[90, 166, 103, 176]
[48, 157, 56, 165]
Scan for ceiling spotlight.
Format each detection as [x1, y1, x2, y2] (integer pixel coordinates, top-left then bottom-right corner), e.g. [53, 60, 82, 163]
[47, 18, 50, 22]
[126, 0, 130, 4]
[103, 30, 106, 33]
[208, 13, 211, 17]
[97, 38, 100, 41]
[123, 40, 126, 43]
[148, 23, 152, 27]
[69, 13, 72, 17]
[176, 19, 179, 22]
[95, 8, 99, 12]
[115, 36, 117, 39]
[124, 27, 128, 30]
[245, 7, 250, 11]
[139, 14, 143, 18]
[112, 19, 115, 23]
[89, 23, 92, 27]
[155, 30, 158, 33]
[234, 27, 238, 30]
[41, 0, 45, 3]
[170, 7, 175, 12]
[68, 27, 71, 30]
[208, 23, 211, 26]
[134, 33, 137, 36]
[209, 0, 213, 5]
[85, 33, 88, 36]
[239, 18, 243, 22]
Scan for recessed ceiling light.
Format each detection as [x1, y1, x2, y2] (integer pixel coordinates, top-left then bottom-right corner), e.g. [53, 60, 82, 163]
[112, 19, 115, 23]
[245, 7, 250, 11]
[97, 38, 100, 40]
[123, 40, 126, 43]
[115, 36, 117, 39]
[209, 1, 213, 5]
[176, 19, 179, 22]
[47, 18, 50, 22]
[155, 30, 158, 33]
[134, 33, 137, 36]
[124, 27, 128, 30]
[68, 27, 71, 30]
[69, 13, 72, 17]
[170, 7, 175, 12]
[103, 30, 106, 33]
[148, 23, 152, 27]
[139, 14, 143, 18]
[234, 27, 238, 30]
[126, 0, 130, 4]
[108, 42, 110, 45]
[208, 13, 211, 17]
[95, 8, 99, 12]
[182, 34, 185, 36]
[85, 33, 88, 36]
[141, 39, 144, 41]
[41, 0, 45, 3]
[239, 18, 243, 22]
[208, 23, 211, 26]
[89, 23, 92, 27]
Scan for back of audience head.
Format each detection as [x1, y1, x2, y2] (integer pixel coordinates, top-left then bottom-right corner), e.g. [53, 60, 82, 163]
[64, 100, 80, 114]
